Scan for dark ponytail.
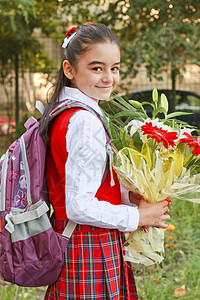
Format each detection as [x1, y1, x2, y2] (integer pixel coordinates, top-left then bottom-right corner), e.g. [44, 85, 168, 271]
[39, 61, 70, 143]
[40, 23, 120, 143]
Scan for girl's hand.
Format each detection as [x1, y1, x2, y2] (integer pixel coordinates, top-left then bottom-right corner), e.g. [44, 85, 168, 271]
[138, 199, 170, 229]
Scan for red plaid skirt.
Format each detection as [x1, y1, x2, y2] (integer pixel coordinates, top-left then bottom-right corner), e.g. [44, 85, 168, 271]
[45, 220, 138, 299]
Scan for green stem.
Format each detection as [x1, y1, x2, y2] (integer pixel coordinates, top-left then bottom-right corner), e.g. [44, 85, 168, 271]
[172, 119, 175, 130]
[150, 139, 157, 167]
[141, 106, 148, 119]
[184, 153, 194, 168]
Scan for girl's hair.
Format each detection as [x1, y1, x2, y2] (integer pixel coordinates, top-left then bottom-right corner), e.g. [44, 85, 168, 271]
[40, 23, 120, 143]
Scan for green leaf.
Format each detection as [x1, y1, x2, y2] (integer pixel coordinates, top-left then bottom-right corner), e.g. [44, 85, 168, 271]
[152, 107, 167, 119]
[141, 101, 155, 109]
[109, 120, 117, 140]
[111, 94, 136, 111]
[109, 98, 128, 111]
[114, 118, 126, 127]
[166, 112, 193, 119]
[121, 131, 133, 148]
[112, 138, 122, 150]
[101, 111, 112, 137]
[111, 111, 146, 120]
[160, 93, 169, 113]
[152, 88, 158, 103]
[121, 131, 127, 148]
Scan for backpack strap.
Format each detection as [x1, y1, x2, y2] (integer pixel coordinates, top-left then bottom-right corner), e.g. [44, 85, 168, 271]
[49, 99, 96, 120]
[48, 99, 114, 239]
[50, 99, 109, 137]
[62, 220, 77, 239]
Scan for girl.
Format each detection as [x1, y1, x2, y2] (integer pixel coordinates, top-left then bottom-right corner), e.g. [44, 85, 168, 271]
[40, 22, 170, 299]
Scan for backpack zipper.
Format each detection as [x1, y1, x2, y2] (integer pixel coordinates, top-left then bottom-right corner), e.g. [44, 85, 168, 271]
[20, 136, 32, 207]
[0, 151, 9, 211]
[106, 144, 115, 187]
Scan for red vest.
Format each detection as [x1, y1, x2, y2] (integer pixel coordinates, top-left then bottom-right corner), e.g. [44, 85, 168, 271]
[46, 108, 122, 221]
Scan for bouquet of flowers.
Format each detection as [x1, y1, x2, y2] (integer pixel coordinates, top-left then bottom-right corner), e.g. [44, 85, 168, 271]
[103, 89, 200, 266]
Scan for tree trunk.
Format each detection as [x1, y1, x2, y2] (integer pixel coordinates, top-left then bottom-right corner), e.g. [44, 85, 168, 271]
[171, 68, 176, 112]
[2, 85, 12, 134]
[15, 53, 19, 125]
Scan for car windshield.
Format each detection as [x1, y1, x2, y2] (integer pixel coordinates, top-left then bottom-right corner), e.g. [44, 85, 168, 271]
[175, 93, 200, 111]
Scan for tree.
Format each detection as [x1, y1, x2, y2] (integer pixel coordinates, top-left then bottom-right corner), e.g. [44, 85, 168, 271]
[59, 0, 200, 110]
[0, 0, 61, 123]
[100, 0, 200, 110]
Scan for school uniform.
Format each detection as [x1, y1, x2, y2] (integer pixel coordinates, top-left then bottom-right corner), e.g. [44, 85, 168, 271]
[45, 87, 139, 299]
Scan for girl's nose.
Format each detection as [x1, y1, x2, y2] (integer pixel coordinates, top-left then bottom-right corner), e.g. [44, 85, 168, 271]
[102, 71, 113, 83]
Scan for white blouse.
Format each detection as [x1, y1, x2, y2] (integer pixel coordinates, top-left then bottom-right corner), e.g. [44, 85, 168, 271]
[58, 87, 139, 232]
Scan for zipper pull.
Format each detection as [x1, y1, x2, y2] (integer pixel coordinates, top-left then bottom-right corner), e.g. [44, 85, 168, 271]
[106, 144, 115, 187]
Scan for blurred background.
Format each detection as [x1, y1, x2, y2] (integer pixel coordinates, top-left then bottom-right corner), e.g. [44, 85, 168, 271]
[0, 0, 200, 135]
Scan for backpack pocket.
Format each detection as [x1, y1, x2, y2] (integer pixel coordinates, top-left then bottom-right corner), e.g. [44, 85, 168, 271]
[3, 200, 69, 287]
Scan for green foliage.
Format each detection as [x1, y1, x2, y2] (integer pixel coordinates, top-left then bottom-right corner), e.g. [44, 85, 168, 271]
[101, 93, 147, 149]
[15, 114, 29, 138]
[0, 0, 60, 84]
[0, 284, 46, 299]
[59, 0, 200, 86]
[135, 200, 200, 299]
[152, 106, 166, 119]
[102, 89, 196, 152]
[0, 0, 60, 123]
[0, 0, 36, 32]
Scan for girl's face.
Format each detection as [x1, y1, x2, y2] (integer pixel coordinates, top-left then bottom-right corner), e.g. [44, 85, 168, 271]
[63, 42, 120, 103]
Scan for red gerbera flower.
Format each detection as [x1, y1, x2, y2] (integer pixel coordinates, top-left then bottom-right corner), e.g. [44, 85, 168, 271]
[141, 122, 178, 149]
[179, 132, 200, 156]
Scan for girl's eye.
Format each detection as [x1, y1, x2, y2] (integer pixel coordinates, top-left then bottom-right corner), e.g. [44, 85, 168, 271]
[112, 67, 120, 72]
[93, 67, 102, 72]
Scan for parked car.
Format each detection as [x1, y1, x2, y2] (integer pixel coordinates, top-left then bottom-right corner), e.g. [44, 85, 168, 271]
[127, 89, 200, 129]
[0, 115, 15, 135]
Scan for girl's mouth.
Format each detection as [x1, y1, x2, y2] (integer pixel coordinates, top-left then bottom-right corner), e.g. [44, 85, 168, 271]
[96, 86, 112, 89]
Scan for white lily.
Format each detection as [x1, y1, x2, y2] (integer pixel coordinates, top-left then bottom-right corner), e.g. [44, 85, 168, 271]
[177, 127, 194, 141]
[124, 120, 143, 136]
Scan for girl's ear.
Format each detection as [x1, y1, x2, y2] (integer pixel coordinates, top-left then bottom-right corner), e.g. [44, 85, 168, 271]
[63, 60, 74, 80]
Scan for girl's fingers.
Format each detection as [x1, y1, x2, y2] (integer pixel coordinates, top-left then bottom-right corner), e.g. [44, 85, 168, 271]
[164, 206, 170, 213]
[159, 222, 169, 229]
[163, 200, 171, 207]
[162, 213, 170, 221]
[159, 213, 170, 227]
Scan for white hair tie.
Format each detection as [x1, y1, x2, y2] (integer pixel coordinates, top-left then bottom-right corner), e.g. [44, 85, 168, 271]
[62, 32, 77, 49]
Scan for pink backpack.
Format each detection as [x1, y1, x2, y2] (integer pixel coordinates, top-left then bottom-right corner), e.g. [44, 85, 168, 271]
[0, 100, 110, 287]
